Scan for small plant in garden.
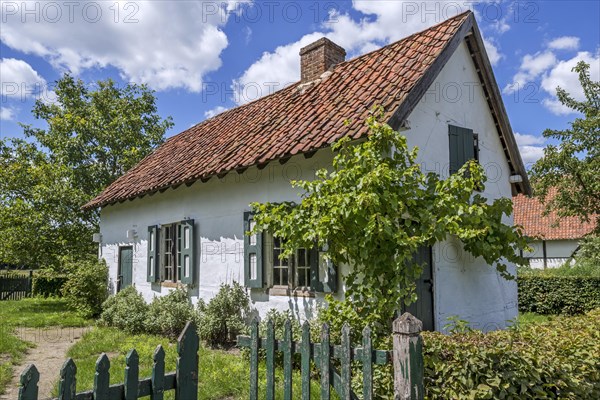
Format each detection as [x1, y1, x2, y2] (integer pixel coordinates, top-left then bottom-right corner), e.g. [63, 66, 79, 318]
[61, 258, 108, 318]
[196, 282, 250, 348]
[147, 287, 195, 338]
[443, 315, 474, 334]
[98, 286, 149, 334]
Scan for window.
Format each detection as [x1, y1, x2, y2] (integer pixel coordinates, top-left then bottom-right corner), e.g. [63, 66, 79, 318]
[268, 234, 311, 290]
[243, 211, 337, 293]
[147, 220, 195, 285]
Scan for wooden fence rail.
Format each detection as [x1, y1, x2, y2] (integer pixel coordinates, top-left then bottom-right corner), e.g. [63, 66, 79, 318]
[0, 270, 32, 300]
[237, 312, 424, 400]
[17, 321, 199, 400]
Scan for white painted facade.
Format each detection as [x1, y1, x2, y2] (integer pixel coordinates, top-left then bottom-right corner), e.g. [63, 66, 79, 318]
[99, 40, 518, 332]
[523, 239, 579, 269]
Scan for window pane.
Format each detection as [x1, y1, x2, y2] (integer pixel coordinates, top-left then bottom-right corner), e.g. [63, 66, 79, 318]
[250, 253, 257, 280]
[282, 268, 288, 285]
[149, 231, 154, 251]
[249, 220, 257, 246]
[184, 227, 190, 249]
[149, 257, 154, 276]
[184, 255, 190, 277]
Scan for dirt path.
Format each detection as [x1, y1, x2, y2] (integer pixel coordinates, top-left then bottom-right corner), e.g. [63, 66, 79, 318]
[2, 327, 90, 400]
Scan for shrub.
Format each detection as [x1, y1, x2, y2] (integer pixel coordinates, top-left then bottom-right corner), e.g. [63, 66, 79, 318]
[98, 286, 149, 334]
[147, 287, 195, 338]
[61, 259, 108, 318]
[518, 275, 600, 315]
[197, 282, 250, 347]
[422, 309, 600, 399]
[32, 269, 67, 297]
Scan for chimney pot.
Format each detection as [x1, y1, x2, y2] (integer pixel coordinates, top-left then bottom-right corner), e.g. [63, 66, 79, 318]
[299, 38, 346, 83]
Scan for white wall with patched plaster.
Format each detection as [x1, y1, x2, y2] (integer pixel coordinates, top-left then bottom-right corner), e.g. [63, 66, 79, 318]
[99, 39, 519, 331]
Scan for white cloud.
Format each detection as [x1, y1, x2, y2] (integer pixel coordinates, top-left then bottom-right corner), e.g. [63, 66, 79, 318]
[0, 106, 16, 121]
[0, 58, 46, 99]
[540, 51, 600, 115]
[503, 51, 557, 93]
[1, 1, 239, 92]
[483, 38, 502, 66]
[204, 106, 228, 119]
[548, 36, 580, 51]
[514, 132, 546, 165]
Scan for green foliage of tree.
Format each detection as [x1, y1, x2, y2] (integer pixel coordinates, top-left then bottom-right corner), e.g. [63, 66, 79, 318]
[0, 74, 173, 268]
[250, 109, 528, 330]
[531, 61, 600, 229]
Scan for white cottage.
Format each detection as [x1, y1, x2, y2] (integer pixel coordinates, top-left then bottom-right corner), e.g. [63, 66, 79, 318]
[84, 11, 531, 332]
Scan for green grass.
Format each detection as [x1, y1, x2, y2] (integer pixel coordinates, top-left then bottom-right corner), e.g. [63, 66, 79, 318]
[517, 312, 553, 326]
[0, 297, 90, 328]
[63, 327, 333, 399]
[0, 297, 91, 394]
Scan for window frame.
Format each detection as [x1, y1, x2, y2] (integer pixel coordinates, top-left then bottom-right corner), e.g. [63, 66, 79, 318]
[159, 222, 182, 283]
[266, 233, 313, 292]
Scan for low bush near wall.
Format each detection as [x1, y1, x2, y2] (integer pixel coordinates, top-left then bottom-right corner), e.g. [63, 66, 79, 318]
[99, 286, 149, 334]
[518, 275, 600, 315]
[422, 309, 600, 399]
[31, 270, 67, 297]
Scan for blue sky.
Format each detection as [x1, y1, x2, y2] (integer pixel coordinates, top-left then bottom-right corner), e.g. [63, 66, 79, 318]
[1, 1, 599, 168]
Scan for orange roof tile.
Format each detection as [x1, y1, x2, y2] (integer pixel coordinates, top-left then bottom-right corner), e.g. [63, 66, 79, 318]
[84, 11, 525, 210]
[513, 190, 597, 240]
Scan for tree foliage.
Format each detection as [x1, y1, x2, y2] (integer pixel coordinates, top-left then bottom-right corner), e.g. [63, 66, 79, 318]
[531, 61, 600, 230]
[0, 74, 172, 268]
[251, 109, 528, 328]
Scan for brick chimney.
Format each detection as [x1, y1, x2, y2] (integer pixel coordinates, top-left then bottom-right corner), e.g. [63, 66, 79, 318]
[299, 38, 346, 83]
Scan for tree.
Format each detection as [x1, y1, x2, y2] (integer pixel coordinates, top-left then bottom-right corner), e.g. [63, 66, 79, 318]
[0, 75, 173, 268]
[531, 61, 599, 230]
[250, 109, 528, 330]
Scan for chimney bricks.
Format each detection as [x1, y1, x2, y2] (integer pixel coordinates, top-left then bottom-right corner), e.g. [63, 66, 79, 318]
[299, 38, 346, 83]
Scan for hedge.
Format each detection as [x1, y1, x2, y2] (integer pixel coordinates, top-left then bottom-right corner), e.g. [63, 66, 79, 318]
[518, 275, 600, 315]
[422, 309, 600, 399]
[32, 271, 68, 297]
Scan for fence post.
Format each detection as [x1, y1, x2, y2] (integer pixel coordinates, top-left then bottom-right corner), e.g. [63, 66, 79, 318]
[28, 270, 33, 297]
[362, 326, 373, 400]
[58, 358, 77, 400]
[176, 321, 198, 400]
[152, 345, 165, 400]
[249, 318, 259, 400]
[124, 349, 139, 400]
[283, 319, 293, 400]
[320, 323, 330, 400]
[301, 321, 311, 400]
[93, 354, 110, 400]
[265, 319, 275, 400]
[392, 313, 424, 400]
[18, 364, 39, 400]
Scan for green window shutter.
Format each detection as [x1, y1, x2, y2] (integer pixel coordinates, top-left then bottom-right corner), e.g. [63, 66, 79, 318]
[310, 245, 338, 293]
[448, 125, 474, 175]
[179, 219, 195, 285]
[147, 225, 160, 283]
[244, 212, 263, 288]
[310, 246, 323, 292]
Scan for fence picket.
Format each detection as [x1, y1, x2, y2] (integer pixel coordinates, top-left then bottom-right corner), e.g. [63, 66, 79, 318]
[58, 358, 77, 400]
[125, 349, 139, 400]
[283, 319, 293, 400]
[176, 321, 198, 400]
[340, 324, 351, 400]
[250, 318, 259, 400]
[18, 364, 39, 400]
[362, 326, 373, 400]
[151, 345, 165, 400]
[301, 321, 311, 400]
[93, 354, 110, 400]
[266, 319, 275, 400]
[320, 324, 330, 400]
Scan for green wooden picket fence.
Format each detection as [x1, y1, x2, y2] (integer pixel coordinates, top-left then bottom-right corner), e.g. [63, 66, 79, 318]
[17, 321, 199, 400]
[237, 312, 425, 400]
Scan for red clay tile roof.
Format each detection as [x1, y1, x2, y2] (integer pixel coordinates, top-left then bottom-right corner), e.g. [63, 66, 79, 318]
[85, 11, 525, 210]
[513, 190, 597, 240]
